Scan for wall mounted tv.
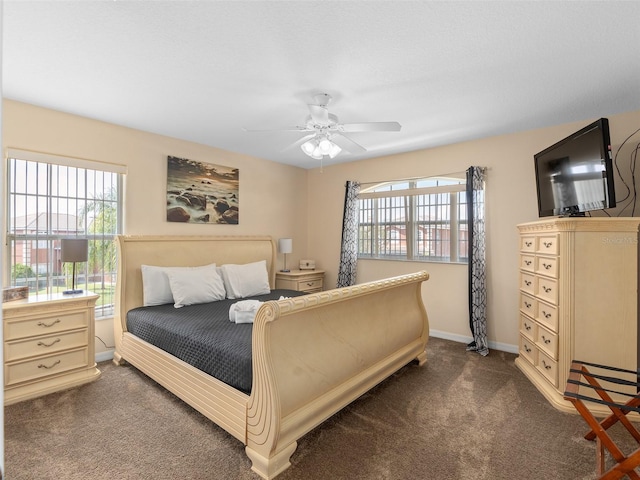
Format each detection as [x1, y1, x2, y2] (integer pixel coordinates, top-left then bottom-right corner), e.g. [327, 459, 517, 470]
[534, 118, 616, 217]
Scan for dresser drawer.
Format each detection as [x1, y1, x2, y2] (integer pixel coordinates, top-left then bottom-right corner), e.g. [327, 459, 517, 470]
[519, 335, 536, 365]
[520, 255, 535, 272]
[535, 256, 558, 278]
[536, 235, 559, 255]
[520, 314, 536, 341]
[536, 277, 558, 305]
[521, 236, 536, 253]
[5, 329, 88, 363]
[5, 348, 89, 386]
[4, 311, 89, 341]
[535, 300, 558, 333]
[535, 325, 558, 359]
[536, 350, 558, 387]
[520, 293, 536, 318]
[520, 272, 536, 295]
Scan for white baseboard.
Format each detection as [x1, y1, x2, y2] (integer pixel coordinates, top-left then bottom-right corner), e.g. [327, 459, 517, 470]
[95, 350, 115, 363]
[429, 329, 518, 355]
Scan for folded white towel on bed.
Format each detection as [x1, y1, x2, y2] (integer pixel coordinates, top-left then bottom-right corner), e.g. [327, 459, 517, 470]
[229, 299, 263, 324]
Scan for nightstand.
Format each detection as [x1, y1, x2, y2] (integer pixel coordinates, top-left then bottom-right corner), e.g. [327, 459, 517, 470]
[275, 270, 325, 293]
[2, 291, 101, 405]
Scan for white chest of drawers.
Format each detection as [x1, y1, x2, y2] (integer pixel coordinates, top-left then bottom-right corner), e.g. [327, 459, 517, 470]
[2, 291, 101, 405]
[515, 218, 640, 415]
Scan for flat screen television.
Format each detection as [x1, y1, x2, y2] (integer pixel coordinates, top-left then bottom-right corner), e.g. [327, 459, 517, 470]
[534, 118, 616, 217]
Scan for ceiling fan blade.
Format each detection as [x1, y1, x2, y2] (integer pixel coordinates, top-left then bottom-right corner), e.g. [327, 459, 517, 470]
[331, 133, 367, 154]
[340, 121, 402, 133]
[282, 134, 315, 152]
[243, 126, 309, 132]
[308, 104, 329, 124]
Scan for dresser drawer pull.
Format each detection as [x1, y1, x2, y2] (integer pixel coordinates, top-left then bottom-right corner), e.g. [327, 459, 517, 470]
[542, 286, 552, 293]
[542, 335, 551, 344]
[524, 345, 532, 353]
[37, 319, 61, 328]
[543, 241, 553, 248]
[541, 359, 552, 370]
[305, 282, 315, 287]
[37, 338, 61, 348]
[525, 241, 532, 247]
[542, 310, 552, 319]
[524, 323, 532, 331]
[38, 360, 61, 370]
[524, 260, 532, 266]
[524, 301, 532, 309]
[524, 280, 532, 286]
[542, 263, 552, 270]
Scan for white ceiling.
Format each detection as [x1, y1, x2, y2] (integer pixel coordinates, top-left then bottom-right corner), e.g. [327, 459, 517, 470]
[3, 1, 640, 169]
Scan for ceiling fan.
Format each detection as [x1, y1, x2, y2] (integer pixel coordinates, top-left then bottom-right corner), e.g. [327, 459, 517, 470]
[245, 93, 401, 160]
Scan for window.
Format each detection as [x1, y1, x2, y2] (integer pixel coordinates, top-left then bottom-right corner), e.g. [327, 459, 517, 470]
[357, 175, 468, 263]
[6, 150, 125, 318]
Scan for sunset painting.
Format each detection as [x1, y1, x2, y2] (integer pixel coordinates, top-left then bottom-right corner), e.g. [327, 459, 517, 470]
[166, 155, 239, 224]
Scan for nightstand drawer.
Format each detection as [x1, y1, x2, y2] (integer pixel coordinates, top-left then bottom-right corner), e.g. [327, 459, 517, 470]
[275, 270, 325, 293]
[5, 329, 88, 363]
[5, 311, 89, 341]
[5, 348, 89, 386]
[296, 278, 323, 292]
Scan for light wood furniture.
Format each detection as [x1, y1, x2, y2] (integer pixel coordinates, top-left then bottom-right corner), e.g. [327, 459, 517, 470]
[275, 269, 324, 293]
[3, 291, 101, 405]
[113, 235, 429, 479]
[515, 217, 640, 416]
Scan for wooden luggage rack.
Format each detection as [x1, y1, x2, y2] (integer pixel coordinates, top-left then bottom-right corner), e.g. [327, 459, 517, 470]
[564, 360, 640, 479]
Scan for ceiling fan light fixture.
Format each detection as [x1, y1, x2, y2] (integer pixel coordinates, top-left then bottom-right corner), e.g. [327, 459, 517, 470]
[301, 139, 316, 156]
[328, 143, 342, 158]
[318, 137, 333, 155]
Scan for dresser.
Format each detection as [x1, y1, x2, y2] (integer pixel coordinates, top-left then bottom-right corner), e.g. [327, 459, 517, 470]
[3, 291, 101, 405]
[275, 270, 325, 293]
[515, 218, 640, 415]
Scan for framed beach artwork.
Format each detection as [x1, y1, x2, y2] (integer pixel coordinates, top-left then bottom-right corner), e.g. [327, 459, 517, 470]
[166, 155, 239, 224]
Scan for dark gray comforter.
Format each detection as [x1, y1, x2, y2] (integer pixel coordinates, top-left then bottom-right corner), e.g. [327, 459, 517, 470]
[126, 289, 304, 394]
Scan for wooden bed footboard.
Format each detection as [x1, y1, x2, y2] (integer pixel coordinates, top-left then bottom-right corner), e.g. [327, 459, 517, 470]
[113, 235, 429, 479]
[246, 271, 429, 479]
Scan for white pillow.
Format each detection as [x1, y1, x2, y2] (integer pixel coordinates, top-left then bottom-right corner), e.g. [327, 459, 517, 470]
[141, 265, 177, 306]
[220, 260, 271, 299]
[166, 263, 226, 308]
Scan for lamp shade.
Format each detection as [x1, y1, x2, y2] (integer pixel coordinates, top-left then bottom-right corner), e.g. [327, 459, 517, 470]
[61, 238, 88, 263]
[278, 238, 293, 254]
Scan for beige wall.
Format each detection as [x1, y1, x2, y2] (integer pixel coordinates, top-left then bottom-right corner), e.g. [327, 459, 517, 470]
[307, 109, 640, 352]
[2, 99, 309, 358]
[3, 99, 639, 355]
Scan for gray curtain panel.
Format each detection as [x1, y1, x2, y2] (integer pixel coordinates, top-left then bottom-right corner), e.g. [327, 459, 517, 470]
[337, 180, 361, 288]
[465, 166, 489, 356]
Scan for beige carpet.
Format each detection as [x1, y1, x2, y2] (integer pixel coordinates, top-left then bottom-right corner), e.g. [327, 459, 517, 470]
[5, 337, 638, 479]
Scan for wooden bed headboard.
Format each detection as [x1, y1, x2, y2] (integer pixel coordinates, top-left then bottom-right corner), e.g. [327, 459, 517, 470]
[114, 235, 276, 329]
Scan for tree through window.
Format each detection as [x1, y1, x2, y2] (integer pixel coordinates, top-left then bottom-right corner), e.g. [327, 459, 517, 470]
[6, 151, 124, 318]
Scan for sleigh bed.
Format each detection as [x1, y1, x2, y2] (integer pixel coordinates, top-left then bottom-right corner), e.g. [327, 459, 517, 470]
[113, 235, 429, 479]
